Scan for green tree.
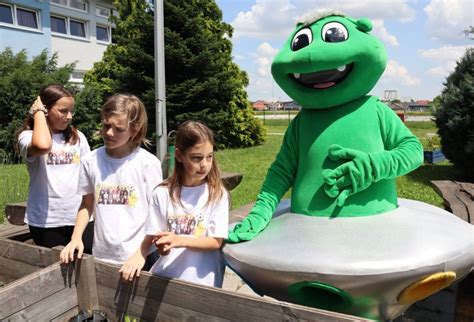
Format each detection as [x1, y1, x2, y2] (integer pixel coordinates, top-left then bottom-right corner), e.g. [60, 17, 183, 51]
[0, 48, 74, 162]
[434, 48, 474, 181]
[83, 0, 265, 150]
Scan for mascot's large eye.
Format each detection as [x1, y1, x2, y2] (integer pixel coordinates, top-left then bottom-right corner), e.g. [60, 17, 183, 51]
[291, 27, 313, 51]
[322, 22, 348, 42]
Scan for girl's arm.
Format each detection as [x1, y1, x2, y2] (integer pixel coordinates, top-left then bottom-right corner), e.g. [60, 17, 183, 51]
[60, 193, 94, 263]
[119, 235, 155, 281]
[155, 231, 223, 253]
[28, 97, 52, 156]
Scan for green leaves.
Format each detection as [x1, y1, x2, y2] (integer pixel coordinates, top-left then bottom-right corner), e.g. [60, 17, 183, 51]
[81, 0, 264, 150]
[434, 48, 474, 181]
[0, 48, 75, 162]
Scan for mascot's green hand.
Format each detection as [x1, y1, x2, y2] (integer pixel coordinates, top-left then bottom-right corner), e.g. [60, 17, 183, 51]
[323, 144, 375, 206]
[227, 212, 271, 243]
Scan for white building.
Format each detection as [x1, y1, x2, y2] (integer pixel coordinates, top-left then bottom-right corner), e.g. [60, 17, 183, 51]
[0, 0, 115, 84]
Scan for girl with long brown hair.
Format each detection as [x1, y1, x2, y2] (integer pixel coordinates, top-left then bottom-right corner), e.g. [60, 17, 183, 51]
[120, 121, 229, 287]
[15, 84, 93, 251]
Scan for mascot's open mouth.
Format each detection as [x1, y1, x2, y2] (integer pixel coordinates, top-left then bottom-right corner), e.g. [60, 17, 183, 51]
[290, 63, 354, 89]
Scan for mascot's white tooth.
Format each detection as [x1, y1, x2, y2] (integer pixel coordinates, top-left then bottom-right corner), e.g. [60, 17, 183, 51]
[294, 73, 300, 78]
[337, 65, 346, 72]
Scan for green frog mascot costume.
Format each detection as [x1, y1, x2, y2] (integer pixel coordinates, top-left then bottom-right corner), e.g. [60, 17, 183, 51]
[223, 10, 474, 320]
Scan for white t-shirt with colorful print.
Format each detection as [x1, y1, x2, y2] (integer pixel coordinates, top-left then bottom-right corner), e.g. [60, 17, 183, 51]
[19, 130, 90, 228]
[146, 183, 229, 287]
[78, 147, 162, 264]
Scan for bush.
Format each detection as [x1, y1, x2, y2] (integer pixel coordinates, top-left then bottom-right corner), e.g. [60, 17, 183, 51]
[434, 48, 474, 181]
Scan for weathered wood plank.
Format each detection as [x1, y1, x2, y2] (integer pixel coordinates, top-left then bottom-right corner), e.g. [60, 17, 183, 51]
[458, 182, 474, 198]
[50, 307, 80, 322]
[4, 285, 78, 321]
[221, 172, 243, 191]
[0, 262, 76, 319]
[431, 181, 470, 222]
[0, 223, 30, 240]
[5, 202, 27, 226]
[457, 182, 474, 224]
[94, 261, 361, 321]
[98, 284, 227, 322]
[0, 238, 58, 267]
[75, 255, 100, 314]
[0, 257, 39, 282]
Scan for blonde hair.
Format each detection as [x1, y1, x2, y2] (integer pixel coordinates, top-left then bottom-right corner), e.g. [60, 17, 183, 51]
[101, 94, 149, 150]
[162, 121, 225, 208]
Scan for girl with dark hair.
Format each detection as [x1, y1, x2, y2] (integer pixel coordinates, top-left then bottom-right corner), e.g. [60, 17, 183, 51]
[15, 84, 93, 251]
[120, 121, 229, 288]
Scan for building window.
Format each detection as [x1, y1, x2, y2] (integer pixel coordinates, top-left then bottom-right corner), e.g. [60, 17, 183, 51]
[51, 16, 67, 34]
[70, 19, 85, 37]
[0, 4, 13, 24]
[96, 5, 111, 18]
[17, 8, 38, 29]
[0, 4, 39, 30]
[51, 0, 88, 13]
[51, 0, 68, 5]
[51, 15, 87, 39]
[96, 25, 110, 42]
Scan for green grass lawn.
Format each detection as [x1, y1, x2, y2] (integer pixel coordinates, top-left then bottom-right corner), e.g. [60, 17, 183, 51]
[0, 119, 460, 223]
[0, 164, 29, 223]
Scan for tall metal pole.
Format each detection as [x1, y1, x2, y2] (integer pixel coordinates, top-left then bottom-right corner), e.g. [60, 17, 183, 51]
[154, 0, 167, 164]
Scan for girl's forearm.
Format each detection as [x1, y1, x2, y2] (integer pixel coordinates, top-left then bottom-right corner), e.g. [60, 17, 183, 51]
[139, 235, 155, 257]
[179, 236, 223, 251]
[30, 112, 52, 155]
[70, 195, 94, 241]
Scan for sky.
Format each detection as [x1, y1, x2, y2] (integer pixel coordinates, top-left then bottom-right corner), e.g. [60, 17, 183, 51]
[215, 0, 473, 102]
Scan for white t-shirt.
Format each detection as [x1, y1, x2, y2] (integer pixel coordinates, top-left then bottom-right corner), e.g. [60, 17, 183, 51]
[18, 130, 90, 228]
[79, 147, 162, 264]
[146, 183, 229, 287]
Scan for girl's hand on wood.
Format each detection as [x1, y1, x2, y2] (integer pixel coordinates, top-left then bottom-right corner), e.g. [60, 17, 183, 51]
[119, 253, 145, 282]
[59, 239, 84, 264]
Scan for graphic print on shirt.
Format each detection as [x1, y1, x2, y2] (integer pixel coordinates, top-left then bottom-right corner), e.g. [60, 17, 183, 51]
[46, 147, 80, 165]
[167, 212, 206, 237]
[95, 183, 138, 206]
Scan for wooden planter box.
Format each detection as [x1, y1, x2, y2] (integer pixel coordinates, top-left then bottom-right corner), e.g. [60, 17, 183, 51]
[424, 149, 446, 164]
[0, 238, 362, 321]
[0, 239, 79, 320]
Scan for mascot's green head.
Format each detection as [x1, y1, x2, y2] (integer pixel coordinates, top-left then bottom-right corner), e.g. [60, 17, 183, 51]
[271, 10, 387, 109]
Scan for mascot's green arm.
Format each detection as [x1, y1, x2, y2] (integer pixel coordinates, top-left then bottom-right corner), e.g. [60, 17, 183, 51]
[324, 101, 423, 206]
[371, 101, 424, 179]
[227, 115, 300, 243]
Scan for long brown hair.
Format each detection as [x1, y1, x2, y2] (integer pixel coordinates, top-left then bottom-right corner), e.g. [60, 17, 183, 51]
[14, 84, 79, 153]
[101, 94, 150, 150]
[163, 121, 224, 208]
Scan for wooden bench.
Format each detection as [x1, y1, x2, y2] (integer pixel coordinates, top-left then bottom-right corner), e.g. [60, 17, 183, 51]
[430, 180, 474, 322]
[431, 180, 473, 224]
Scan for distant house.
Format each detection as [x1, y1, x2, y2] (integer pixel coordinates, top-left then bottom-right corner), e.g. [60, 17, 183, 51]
[281, 101, 301, 110]
[408, 100, 431, 112]
[252, 100, 267, 110]
[385, 101, 408, 122]
[266, 101, 282, 110]
[0, 0, 116, 84]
